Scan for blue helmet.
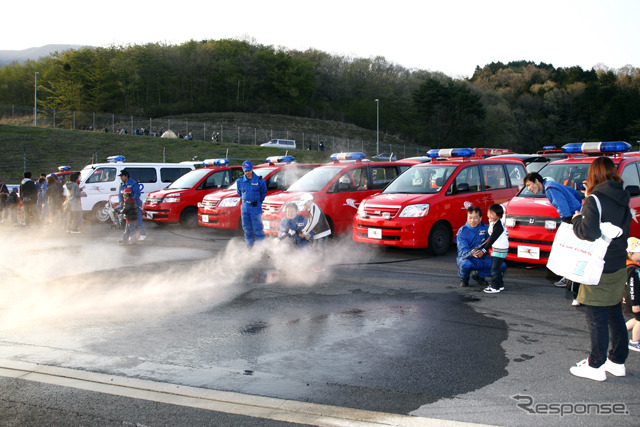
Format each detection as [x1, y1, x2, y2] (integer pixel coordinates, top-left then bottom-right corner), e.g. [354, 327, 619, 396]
[242, 160, 253, 171]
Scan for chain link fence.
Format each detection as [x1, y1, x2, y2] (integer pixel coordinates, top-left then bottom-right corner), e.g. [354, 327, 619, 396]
[0, 104, 429, 160]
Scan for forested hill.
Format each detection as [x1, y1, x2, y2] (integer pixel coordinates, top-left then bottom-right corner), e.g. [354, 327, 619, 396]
[0, 39, 638, 153]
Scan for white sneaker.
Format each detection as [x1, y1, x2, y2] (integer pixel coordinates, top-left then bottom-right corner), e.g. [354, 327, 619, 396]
[630, 341, 640, 352]
[139, 235, 146, 241]
[572, 299, 581, 307]
[604, 359, 626, 377]
[570, 359, 606, 381]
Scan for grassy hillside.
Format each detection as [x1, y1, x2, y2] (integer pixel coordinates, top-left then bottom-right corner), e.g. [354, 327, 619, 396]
[0, 125, 333, 184]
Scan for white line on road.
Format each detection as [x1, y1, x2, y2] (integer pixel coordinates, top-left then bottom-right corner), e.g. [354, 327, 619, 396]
[0, 359, 489, 427]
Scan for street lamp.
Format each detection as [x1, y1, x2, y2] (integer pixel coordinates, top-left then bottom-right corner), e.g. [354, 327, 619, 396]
[34, 72, 39, 127]
[375, 99, 379, 156]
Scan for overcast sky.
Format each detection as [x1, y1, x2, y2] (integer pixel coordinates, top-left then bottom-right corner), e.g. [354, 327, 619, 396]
[3, 0, 638, 77]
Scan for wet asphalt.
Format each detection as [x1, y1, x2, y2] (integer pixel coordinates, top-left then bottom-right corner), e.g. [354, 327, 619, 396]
[0, 221, 638, 426]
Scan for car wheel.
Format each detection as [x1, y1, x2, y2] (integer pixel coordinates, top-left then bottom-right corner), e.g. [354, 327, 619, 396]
[93, 203, 109, 222]
[179, 207, 198, 228]
[427, 221, 451, 256]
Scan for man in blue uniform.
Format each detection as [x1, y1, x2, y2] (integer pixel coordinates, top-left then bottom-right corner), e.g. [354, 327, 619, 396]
[237, 160, 267, 247]
[118, 169, 146, 240]
[456, 206, 491, 287]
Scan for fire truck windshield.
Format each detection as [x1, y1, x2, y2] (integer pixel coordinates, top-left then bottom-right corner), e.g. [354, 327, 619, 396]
[518, 163, 590, 197]
[287, 167, 342, 192]
[384, 165, 456, 194]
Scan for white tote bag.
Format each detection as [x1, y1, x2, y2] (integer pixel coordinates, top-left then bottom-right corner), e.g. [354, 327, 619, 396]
[546, 195, 623, 285]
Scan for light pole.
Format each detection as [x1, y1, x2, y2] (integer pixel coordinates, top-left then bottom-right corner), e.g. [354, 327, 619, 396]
[34, 72, 39, 127]
[375, 99, 379, 156]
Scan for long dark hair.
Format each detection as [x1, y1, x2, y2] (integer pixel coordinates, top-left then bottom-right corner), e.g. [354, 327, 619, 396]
[586, 156, 622, 195]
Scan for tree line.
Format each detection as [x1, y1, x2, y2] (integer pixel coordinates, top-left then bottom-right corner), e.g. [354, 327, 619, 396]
[1, 39, 639, 153]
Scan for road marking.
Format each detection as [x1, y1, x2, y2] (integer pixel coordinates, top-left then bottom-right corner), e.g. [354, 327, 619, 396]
[0, 359, 487, 426]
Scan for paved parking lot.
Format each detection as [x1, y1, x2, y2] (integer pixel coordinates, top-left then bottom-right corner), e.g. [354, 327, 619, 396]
[0, 221, 638, 426]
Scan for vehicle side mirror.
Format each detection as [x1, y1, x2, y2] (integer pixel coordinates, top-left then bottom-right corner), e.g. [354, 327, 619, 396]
[626, 185, 640, 197]
[455, 182, 470, 193]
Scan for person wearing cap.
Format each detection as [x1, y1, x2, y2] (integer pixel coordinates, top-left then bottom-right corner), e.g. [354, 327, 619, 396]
[299, 193, 331, 247]
[625, 237, 640, 353]
[119, 188, 138, 244]
[236, 160, 267, 247]
[118, 169, 146, 240]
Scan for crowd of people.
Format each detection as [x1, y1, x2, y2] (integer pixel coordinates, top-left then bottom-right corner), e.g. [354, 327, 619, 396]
[455, 157, 639, 382]
[2, 156, 638, 382]
[0, 171, 82, 232]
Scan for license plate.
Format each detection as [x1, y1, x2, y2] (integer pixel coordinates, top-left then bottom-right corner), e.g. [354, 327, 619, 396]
[517, 245, 540, 260]
[368, 228, 382, 239]
[262, 220, 270, 230]
[201, 215, 209, 223]
[146, 212, 153, 219]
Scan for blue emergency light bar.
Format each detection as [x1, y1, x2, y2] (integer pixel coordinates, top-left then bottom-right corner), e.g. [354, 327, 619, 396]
[542, 146, 557, 151]
[330, 152, 367, 161]
[427, 148, 476, 158]
[561, 141, 631, 154]
[58, 165, 71, 171]
[266, 155, 295, 164]
[107, 155, 126, 163]
[203, 158, 229, 166]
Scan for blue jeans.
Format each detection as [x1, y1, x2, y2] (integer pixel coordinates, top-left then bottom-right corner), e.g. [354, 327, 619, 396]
[585, 303, 628, 367]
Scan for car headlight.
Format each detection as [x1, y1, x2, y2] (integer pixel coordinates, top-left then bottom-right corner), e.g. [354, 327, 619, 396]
[545, 220, 557, 231]
[163, 194, 181, 203]
[357, 201, 366, 217]
[399, 204, 429, 217]
[505, 217, 516, 228]
[220, 197, 241, 207]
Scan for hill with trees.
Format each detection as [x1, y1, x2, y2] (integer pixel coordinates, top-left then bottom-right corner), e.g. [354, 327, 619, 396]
[0, 39, 638, 153]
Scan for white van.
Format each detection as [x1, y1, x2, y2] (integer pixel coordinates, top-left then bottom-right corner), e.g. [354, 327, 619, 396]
[260, 139, 297, 149]
[78, 156, 195, 220]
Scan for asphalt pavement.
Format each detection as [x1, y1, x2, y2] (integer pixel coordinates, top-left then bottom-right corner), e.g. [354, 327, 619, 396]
[0, 220, 638, 426]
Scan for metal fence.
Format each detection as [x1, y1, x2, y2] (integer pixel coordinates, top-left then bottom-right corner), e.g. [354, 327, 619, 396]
[0, 104, 429, 159]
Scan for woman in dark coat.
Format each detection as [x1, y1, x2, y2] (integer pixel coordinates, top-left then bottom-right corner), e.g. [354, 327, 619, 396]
[569, 156, 631, 381]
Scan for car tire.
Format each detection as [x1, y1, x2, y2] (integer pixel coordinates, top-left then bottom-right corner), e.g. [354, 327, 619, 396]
[427, 221, 451, 256]
[93, 202, 109, 222]
[179, 207, 198, 228]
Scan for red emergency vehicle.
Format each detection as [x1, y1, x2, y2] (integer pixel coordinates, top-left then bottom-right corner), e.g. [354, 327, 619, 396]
[352, 148, 527, 255]
[260, 152, 413, 236]
[198, 156, 320, 229]
[504, 141, 640, 265]
[143, 159, 243, 227]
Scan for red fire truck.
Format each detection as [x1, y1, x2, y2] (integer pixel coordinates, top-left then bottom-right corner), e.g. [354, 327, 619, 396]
[352, 148, 527, 255]
[504, 141, 640, 265]
[143, 159, 243, 227]
[198, 156, 320, 229]
[260, 152, 413, 235]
